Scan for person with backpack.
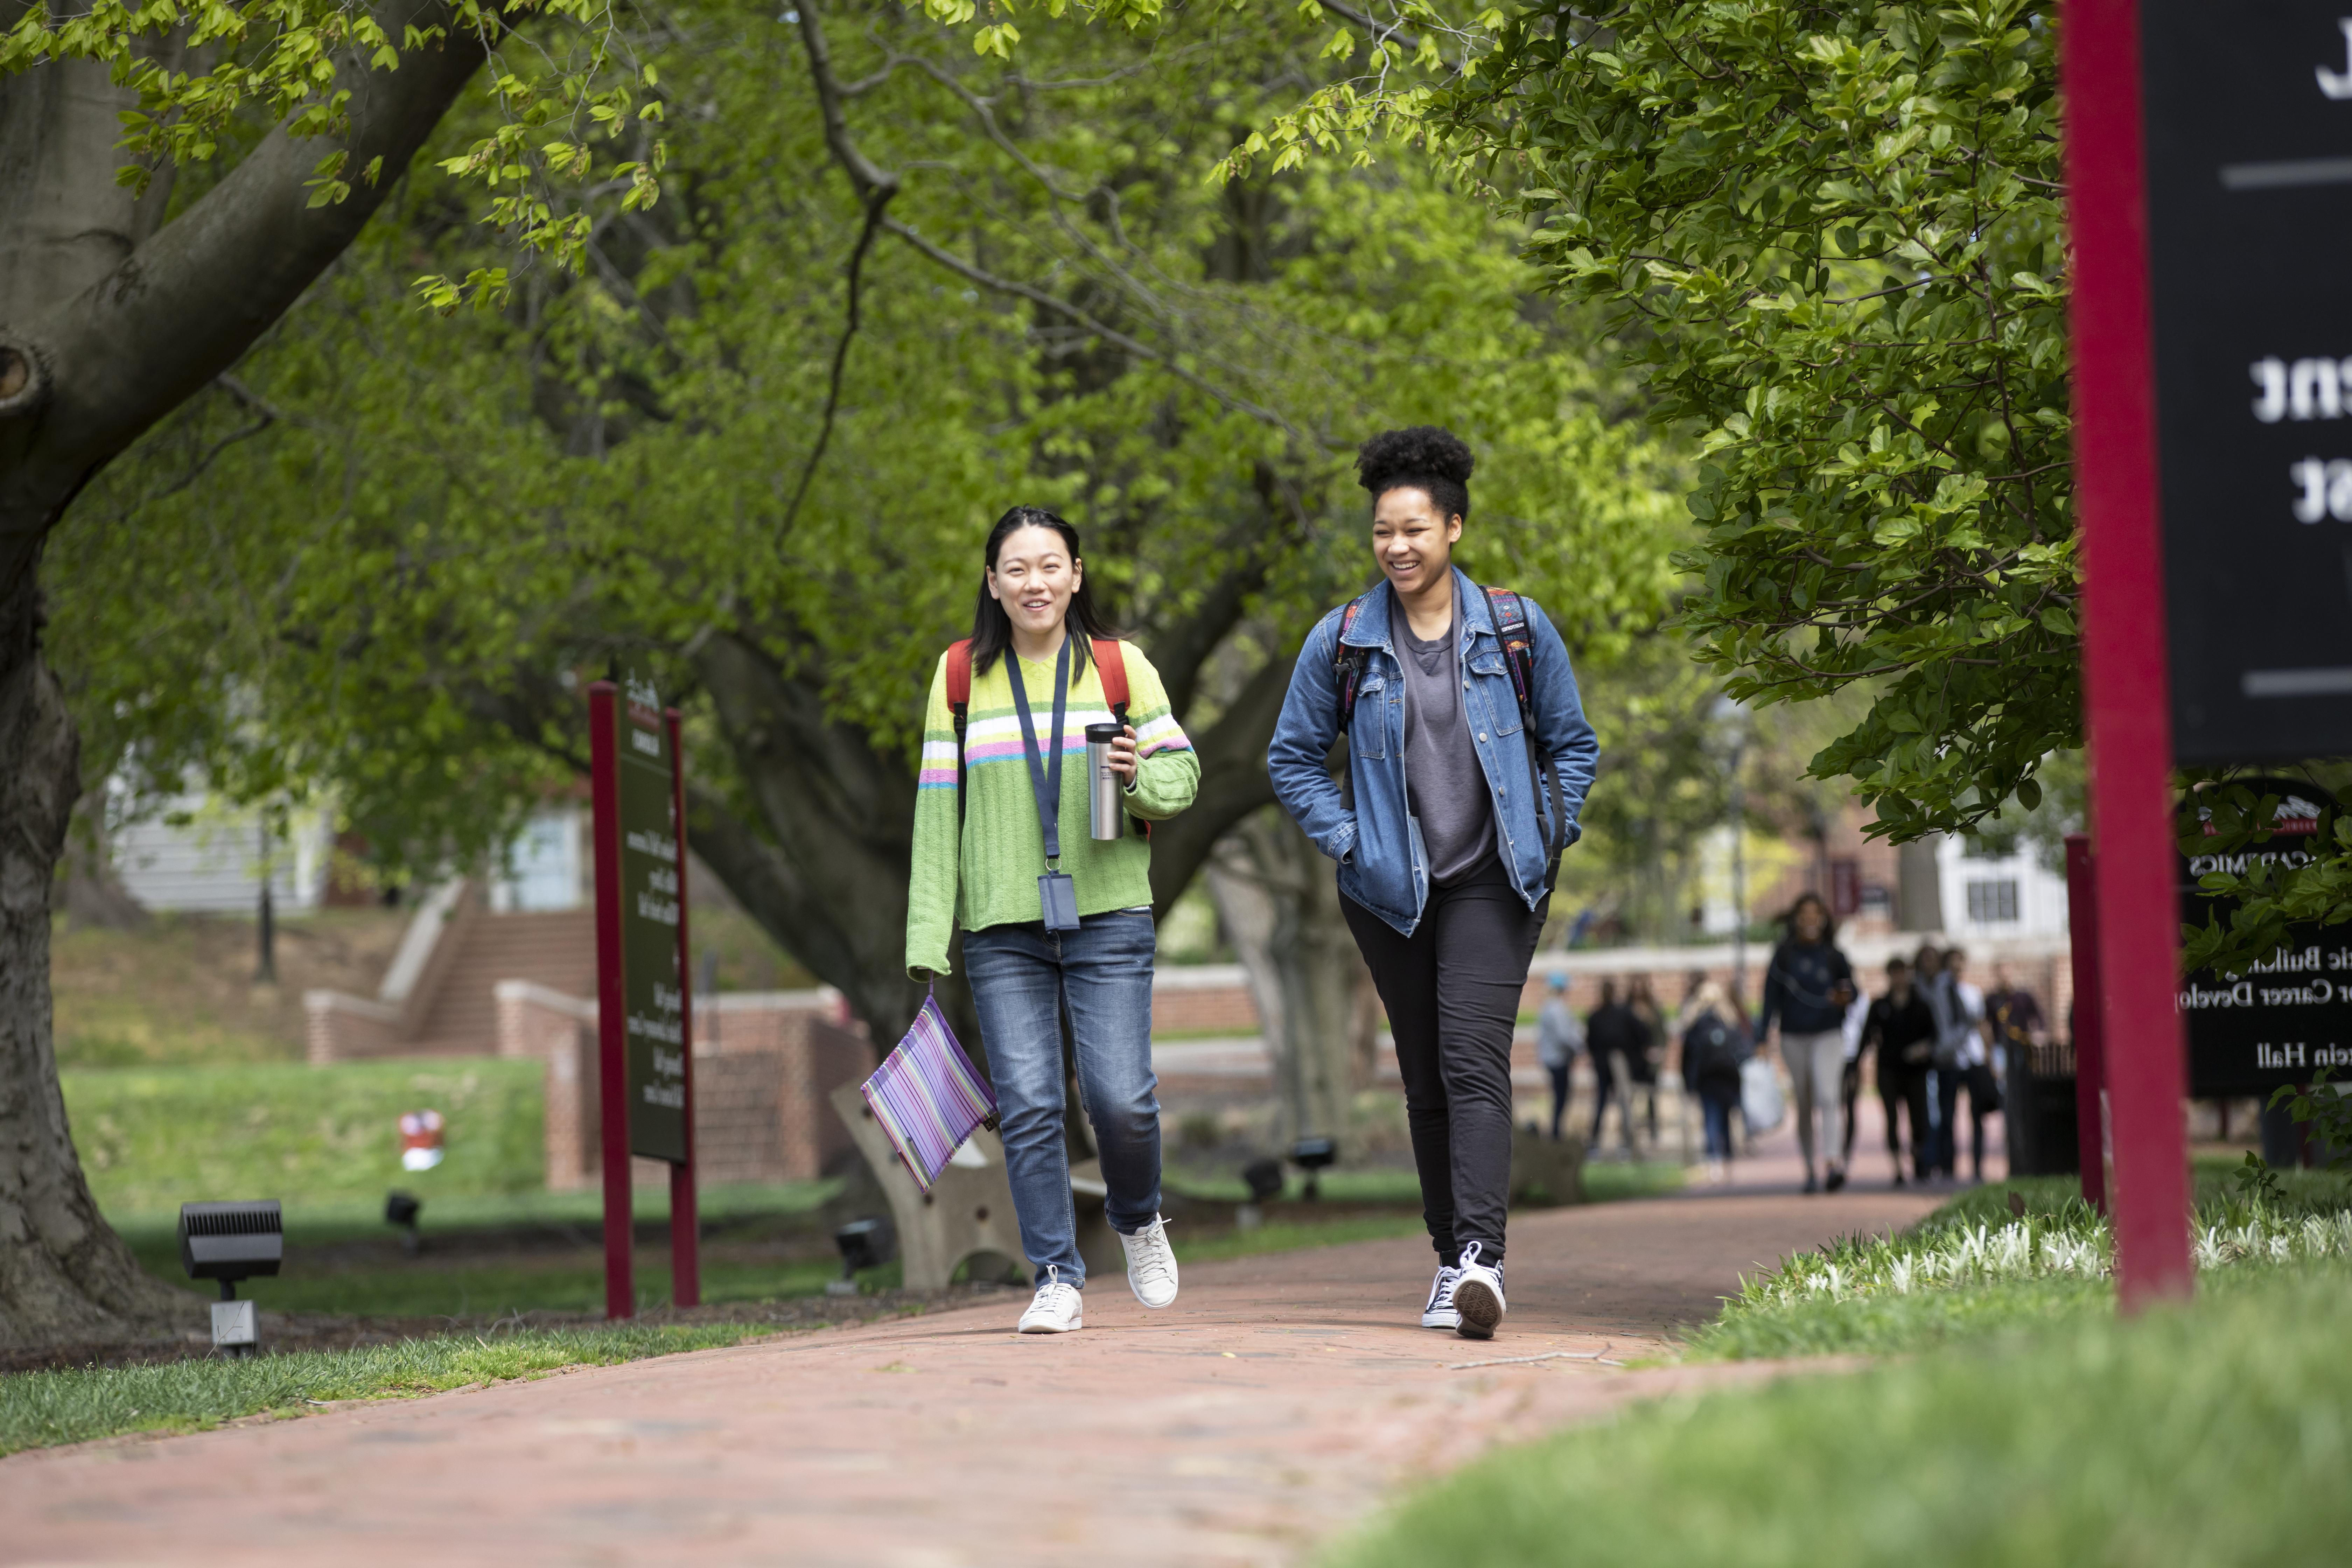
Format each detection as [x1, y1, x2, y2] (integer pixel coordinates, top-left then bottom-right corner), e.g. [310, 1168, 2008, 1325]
[904, 506, 1199, 1334]
[1266, 426, 1599, 1342]
[1679, 979, 1746, 1183]
[1859, 955, 1938, 1186]
[1756, 892, 1858, 1195]
[1584, 978, 1650, 1156]
[1535, 973, 1583, 1143]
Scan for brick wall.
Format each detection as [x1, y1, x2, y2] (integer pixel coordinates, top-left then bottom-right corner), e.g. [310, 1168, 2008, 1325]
[498, 983, 872, 1189]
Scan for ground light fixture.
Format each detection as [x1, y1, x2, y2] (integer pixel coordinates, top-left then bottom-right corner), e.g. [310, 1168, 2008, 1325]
[178, 1200, 283, 1358]
[831, 1218, 894, 1296]
[1289, 1137, 1337, 1200]
[385, 1190, 423, 1255]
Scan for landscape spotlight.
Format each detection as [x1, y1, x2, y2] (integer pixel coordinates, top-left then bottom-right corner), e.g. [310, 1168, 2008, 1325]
[1289, 1137, 1337, 1200]
[831, 1218, 894, 1297]
[1241, 1156, 1285, 1205]
[385, 1190, 423, 1256]
[179, 1200, 283, 1358]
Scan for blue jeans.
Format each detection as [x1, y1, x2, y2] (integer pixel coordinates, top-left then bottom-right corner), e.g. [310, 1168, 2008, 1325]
[963, 910, 1161, 1287]
[1701, 1097, 1735, 1162]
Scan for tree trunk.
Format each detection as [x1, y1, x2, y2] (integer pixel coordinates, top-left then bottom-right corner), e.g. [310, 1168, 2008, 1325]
[1205, 807, 1368, 1154]
[0, 2, 489, 1344]
[0, 572, 189, 1345]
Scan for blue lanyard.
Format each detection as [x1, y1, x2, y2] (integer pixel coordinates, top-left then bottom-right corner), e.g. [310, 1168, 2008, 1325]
[1005, 637, 1071, 865]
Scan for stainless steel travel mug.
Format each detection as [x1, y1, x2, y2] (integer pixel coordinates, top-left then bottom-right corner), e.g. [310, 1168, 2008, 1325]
[1086, 722, 1125, 840]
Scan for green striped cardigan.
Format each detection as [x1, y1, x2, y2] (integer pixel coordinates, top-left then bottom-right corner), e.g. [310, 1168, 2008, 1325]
[904, 638, 1198, 978]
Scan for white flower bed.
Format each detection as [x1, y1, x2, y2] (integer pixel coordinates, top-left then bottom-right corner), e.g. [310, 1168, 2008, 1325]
[1738, 1208, 2352, 1310]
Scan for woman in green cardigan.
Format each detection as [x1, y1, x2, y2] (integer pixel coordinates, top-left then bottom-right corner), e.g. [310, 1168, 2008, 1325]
[906, 506, 1198, 1333]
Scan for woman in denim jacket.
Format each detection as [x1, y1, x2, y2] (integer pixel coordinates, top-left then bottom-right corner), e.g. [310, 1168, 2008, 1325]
[1267, 427, 1598, 1340]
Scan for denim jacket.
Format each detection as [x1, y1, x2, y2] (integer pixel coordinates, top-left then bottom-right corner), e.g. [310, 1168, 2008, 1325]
[1267, 569, 1599, 936]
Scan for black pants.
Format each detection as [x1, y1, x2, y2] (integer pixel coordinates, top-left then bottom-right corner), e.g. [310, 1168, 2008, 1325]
[1935, 1064, 1998, 1179]
[1546, 1063, 1572, 1141]
[1342, 859, 1546, 1267]
[1884, 1066, 1933, 1180]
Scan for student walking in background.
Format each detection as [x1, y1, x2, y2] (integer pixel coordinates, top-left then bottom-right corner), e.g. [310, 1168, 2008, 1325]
[1935, 948, 2000, 1183]
[1679, 980, 1745, 1183]
[1268, 425, 1598, 1341]
[1536, 974, 1583, 1143]
[1986, 965, 2048, 1064]
[1584, 979, 1648, 1156]
[1861, 956, 1938, 1186]
[905, 506, 1199, 1334]
[1625, 974, 1666, 1150]
[1756, 892, 1857, 1194]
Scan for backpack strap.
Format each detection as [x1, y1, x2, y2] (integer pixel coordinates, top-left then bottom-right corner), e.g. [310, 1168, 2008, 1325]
[1482, 587, 1568, 892]
[946, 640, 973, 827]
[1332, 593, 1376, 732]
[1091, 638, 1128, 721]
[1088, 637, 1149, 840]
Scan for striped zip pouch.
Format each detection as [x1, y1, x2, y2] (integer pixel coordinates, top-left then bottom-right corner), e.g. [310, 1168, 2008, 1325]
[860, 992, 998, 1193]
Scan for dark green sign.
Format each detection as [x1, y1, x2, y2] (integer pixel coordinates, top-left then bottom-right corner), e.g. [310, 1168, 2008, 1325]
[615, 656, 687, 1162]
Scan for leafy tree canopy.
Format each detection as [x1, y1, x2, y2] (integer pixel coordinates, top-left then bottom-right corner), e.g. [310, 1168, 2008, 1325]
[49, 0, 1684, 1029]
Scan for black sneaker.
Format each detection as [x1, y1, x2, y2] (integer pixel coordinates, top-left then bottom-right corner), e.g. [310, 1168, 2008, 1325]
[1451, 1241, 1505, 1340]
[1824, 1166, 1847, 1193]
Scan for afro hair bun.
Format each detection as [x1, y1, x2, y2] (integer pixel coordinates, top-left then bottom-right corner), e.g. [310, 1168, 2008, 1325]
[1356, 425, 1474, 518]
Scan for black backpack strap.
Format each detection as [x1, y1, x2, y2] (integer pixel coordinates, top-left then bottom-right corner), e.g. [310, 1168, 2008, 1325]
[1332, 593, 1376, 732]
[1483, 587, 1567, 892]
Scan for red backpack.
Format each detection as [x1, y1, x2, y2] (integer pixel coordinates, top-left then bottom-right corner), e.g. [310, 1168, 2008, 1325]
[943, 638, 1148, 838]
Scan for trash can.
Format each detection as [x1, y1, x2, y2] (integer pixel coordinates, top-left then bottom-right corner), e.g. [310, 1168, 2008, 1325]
[2003, 1041, 2080, 1177]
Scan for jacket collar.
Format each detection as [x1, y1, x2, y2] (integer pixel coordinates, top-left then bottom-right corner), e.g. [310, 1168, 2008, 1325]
[1339, 567, 1490, 652]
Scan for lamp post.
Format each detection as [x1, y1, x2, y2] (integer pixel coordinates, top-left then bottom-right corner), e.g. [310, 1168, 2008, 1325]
[1712, 696, 1750, 1003]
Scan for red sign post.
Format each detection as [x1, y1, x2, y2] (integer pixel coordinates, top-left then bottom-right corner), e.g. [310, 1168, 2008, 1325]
[588, 674, 700, 1319]
[2062, 0, 2193, 1306]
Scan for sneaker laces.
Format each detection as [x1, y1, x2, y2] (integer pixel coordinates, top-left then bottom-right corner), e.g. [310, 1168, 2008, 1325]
[1126, 1219, 1176, 1291]
[1426, 1265, 1461, 1314]
[1031, 1264, 1079, 1313]
[1458, 1241, 1503, 1286]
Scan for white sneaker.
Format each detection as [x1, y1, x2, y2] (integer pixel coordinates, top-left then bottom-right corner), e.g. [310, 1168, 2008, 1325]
[1421, 1265, 1462, 1330]
[1452, 1241, 1506, 1340]
[1018, 1267, 1084, 1334]
[1119, 1214, 1180, 1309]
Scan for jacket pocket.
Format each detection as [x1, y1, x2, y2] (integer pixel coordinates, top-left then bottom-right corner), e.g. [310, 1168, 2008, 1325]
[1350, 676, 1390, 758]
[1469, 654, 1523, 735]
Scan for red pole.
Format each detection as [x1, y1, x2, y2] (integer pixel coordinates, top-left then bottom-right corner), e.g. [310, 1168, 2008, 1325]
[589, 681, 635, 1320]
[2063, 834, 2108, 1213]
[666, 708, 700, 1309]
[2062, 0, 2193, 1308]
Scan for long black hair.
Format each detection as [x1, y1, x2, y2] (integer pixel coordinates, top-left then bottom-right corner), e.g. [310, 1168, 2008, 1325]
[968, 505, 1122, 676]
[1781, 890, 1837, 945]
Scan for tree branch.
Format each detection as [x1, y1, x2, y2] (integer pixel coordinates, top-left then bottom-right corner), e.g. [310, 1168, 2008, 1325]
[2, 0, 494, 591]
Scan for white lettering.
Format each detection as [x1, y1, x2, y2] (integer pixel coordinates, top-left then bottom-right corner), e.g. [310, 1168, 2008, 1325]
[631, 728, 660, 757]
[2256, 357, 2288, 421]
[2321, 18, 2352, 99]
[624, 828, 679, 863]
[2294, 358, 2344, 420]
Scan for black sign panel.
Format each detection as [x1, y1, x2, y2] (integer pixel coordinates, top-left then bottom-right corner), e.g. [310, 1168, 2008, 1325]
[614, 657, 687, 1161]
[2177, 778, 2351, 1093]
[2145, 3, 2352, 762]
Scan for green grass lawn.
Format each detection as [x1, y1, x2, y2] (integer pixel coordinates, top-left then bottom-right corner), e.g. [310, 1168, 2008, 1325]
[101, 1180, 844, 1319]
[0, 1319, 802, 1457]
[1688, 1167, 2352, 1360]
[1333, 1258, 2352, 1568]
[65, 1058, 545, 1211]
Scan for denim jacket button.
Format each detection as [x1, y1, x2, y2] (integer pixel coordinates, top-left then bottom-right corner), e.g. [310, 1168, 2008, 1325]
[1477, 733, 1487, 743]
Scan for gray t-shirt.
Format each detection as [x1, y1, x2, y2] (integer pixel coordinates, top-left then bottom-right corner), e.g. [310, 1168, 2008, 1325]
[1398, 597, 1496, 886]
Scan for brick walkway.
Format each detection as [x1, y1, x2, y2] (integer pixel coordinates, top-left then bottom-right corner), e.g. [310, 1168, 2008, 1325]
[6, 1188, 1930, 1568]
